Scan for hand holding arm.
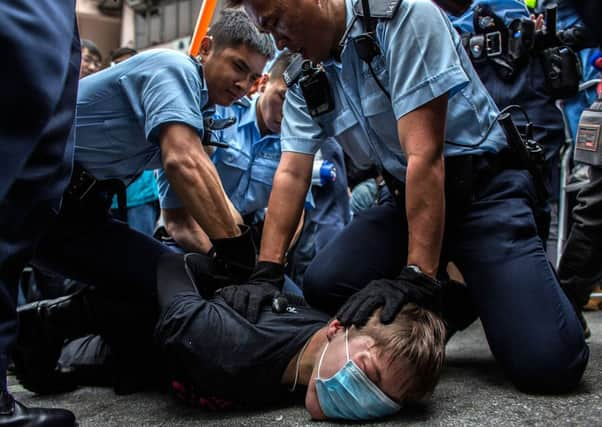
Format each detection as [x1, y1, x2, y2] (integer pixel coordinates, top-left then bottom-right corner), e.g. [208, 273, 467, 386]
[160, 123, 241, 240]
[162, 207, 213, 253]
[219, 151, 314, 322]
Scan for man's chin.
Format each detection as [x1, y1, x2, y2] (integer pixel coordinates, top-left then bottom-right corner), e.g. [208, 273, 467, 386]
[304, 380, 326, 420]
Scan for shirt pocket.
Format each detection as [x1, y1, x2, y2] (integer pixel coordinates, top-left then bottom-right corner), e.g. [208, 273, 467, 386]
[359, 63, 397, 138]
[214, 145, 251, 200]
[246, 154, 280, 215]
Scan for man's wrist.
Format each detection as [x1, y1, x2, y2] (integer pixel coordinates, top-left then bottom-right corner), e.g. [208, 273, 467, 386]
[406, 264, 437, 279]
[404, 264, 440, 286]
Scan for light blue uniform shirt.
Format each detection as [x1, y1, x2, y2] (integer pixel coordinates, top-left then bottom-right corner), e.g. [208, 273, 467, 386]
[75, 49, 208, 201]
[213, 98, 281, 216]
[159, 97, 282, 216]
[281, 0, 508, 182]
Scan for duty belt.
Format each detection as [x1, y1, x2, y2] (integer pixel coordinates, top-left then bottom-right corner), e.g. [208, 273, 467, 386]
[64, 163, 127, 219]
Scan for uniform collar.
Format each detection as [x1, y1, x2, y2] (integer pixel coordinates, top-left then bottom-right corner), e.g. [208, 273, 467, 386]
[239, 96, 281, 142]
[196, 58, 213, 111]
[237, 96, 259, 131]
[328, 0, 362, 66]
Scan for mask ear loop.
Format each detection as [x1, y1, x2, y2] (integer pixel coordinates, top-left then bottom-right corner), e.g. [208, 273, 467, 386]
[345, 328, 350, 362]
[316, 340, 330, 380]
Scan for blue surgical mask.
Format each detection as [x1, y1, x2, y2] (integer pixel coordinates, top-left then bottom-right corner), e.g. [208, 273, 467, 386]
[315, 329, 401, 420]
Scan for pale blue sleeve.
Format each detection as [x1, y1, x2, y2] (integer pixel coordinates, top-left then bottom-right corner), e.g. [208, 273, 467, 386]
[156, 168, 185, 209]
[280, 85, 325, 155]
[381, 0, 471, 120]
[133, 55, 206, 145]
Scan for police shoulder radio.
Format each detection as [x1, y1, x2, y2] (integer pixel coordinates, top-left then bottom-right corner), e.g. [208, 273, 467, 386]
[282, 0, 401, 117]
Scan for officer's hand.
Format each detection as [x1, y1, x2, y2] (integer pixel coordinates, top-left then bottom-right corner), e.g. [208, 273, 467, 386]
[210, 224, 256, 282]
[219, 261, 285, 323]
[336, 266, 442, 328]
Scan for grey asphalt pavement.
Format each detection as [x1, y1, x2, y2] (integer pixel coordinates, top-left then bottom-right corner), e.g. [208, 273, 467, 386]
[9, 311, 602, 426]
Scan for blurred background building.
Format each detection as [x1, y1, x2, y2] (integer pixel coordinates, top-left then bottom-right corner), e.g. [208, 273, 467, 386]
[76, 0, 226, 65]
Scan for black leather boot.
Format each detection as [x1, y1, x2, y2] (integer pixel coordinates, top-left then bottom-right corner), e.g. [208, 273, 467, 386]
[13, 287, 94, 394]
[0, 391, 75, 426]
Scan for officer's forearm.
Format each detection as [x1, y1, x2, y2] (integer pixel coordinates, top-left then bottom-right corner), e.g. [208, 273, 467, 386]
[259, 152, 313, 264]
[160, 123, 240, 239]
[405, 154, 445, 278]
[163, 208, 212, 253]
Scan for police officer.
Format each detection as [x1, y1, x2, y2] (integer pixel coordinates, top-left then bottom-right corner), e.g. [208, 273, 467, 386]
[159, 51, 291, 254]
[25, 10, 273, 305]
[451, 0, 565, 249]
[0, 1, 79, 425]
[224, 0, 588, 393]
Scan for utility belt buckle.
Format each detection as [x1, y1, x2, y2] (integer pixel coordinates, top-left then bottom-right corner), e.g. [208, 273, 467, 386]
[66, 167, 97, 201]
[485, 31, 503, 57]
[468, 31, 503, 61]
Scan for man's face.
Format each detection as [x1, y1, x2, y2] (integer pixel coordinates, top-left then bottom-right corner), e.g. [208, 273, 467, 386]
[243, 0, 338, 63]
[80, 47, 102, 79]
[258, 77, 287, 134]
[203, 43, 267, 106]
[304, 327, 405, 420]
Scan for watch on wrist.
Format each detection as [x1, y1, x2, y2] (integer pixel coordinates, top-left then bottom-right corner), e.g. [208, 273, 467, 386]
[405, 264, 441, 286]
[406, 264, 424, 274]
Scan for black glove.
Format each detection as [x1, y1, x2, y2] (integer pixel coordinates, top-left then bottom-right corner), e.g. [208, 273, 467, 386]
[439, 277, 478, 333]
[179, 252, 234, 298]
[219, 261, 285, 323]
[336, 266, 442, 328]
[210, 224, 256, 282]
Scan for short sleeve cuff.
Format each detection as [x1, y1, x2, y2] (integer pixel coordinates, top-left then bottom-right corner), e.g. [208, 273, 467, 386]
[392, 65, 469, 120]
[280, 137, 322, 155]
[145, 110, 204, 145]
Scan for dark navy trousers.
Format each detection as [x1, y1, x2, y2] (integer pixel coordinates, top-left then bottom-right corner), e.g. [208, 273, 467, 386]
[32, 210, 171, 302]
[304, 166, 589, 393]
[0, 0, 80, 390]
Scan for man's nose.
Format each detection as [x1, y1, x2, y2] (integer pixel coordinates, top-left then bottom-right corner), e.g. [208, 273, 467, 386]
[234, 79, 247, 95]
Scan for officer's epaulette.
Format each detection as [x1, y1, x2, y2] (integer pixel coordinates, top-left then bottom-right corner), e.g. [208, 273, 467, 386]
[354, 0, 401, 19]
[283, 53, 305, 88]
[233, 97, 251, 108]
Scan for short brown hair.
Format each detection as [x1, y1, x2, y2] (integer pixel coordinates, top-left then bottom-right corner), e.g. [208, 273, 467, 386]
[354, 304, 446, 402]
[208, 8, 274, 59]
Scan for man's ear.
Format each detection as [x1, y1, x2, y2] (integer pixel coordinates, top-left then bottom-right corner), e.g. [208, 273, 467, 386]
[198, 36, 214, 63]
[326, 319, 345, 341]
[256, 74, 270, 93]
[247, 73, 269, 97]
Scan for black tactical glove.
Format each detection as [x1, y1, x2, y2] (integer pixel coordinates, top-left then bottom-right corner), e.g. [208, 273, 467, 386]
[219, 261, 286, 323]
[210, 224, 256, 282]
[177, 252, 233, 298]
[336, 265, 442, 328]
[439, 277, 478, 334]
